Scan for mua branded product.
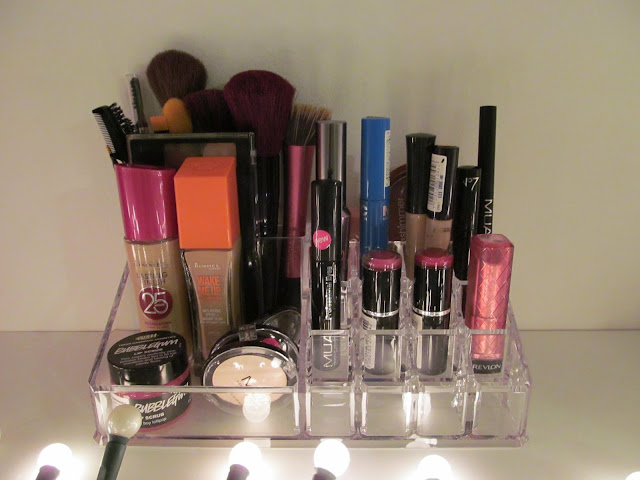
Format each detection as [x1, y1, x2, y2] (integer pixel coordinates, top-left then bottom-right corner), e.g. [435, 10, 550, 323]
[127, 132, 264, 323]
[316, 120, 350, 281]
[146, 49, 207, 106]
[174, 156, 244, 370]
[126, 74, 149, 133]
[425, 145, 459, 251]
[464, 234, 514, 374]
[360, 117, 391, 261]
[279, 105, 332, 310]
[413, 248, 453, 376]
[114, 164, 192, 355]
[451, 165, 482, 312]
[202, 324, 298, 409]
[476, 106, 497, 234]
[389, 164, 407, 242]
[108, 331, 191, 430]
[405, 133, 437, 279]
[310, 180, 342, 371]
[223, 70, 296, 313]
[361, 250, 402, 376]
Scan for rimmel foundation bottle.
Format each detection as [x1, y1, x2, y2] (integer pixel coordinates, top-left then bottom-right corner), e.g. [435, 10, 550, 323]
[425, 145, 459, 251]
[114, 165, 192, 355]
[174, 156, 243, 370]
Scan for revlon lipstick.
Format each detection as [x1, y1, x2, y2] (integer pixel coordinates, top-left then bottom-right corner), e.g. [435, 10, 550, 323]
[464, 234, 514, 374]
[425, 145, 459, 251]
[361, 250, 402, 376]
[310, 180, 342, 371]
[114, 165, 192, 356]
[360, 117, 391, 262]
[413, 248, 453, 376]
[174, 156, 243, 371]
[476, 106, 497, 234]
[316, 120, 350, 281]
[405, 133, 436, 279]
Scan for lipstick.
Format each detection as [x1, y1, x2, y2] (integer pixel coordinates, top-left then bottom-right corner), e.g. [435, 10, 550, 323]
[360, 117, 391, 262]
[405, 133, 436, 279]
[425, 145, 458, 251]
[476, 106, 497, 234]
[316, 120, 351, 281]
[361, 250, 402, 376]
[413, 248, 453, 376]
[464, 234, 514, 374]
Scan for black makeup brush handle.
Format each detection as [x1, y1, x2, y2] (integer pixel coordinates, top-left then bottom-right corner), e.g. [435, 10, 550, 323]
[96, 435, 128, 480]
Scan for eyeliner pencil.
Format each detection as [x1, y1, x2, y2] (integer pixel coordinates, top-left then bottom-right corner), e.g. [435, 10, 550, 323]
[477, 106, 496, 234]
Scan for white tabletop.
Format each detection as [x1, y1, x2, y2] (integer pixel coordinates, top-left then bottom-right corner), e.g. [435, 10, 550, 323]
[1, 330, 639, 480]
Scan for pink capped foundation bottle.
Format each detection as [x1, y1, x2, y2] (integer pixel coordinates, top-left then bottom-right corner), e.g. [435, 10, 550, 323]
[114, 165, 192, 355]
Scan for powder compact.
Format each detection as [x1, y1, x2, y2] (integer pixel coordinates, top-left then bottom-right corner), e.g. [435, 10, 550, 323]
[108, 330, 191, 430]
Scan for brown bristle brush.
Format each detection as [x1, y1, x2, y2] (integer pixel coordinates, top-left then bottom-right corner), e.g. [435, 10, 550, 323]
[279, 104, 333, 310]
[182, 89, 235, 133]
[223, 70, 296, 314]
[146, 49, 207, 106]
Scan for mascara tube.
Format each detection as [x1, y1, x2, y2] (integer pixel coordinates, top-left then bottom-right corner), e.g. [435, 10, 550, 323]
[361, 250, 402, 376]
[360, 117, 391, 262]
[465, 234, 514, 374]
[311, 180, 342, 370]
[413, 248, 453, 376]
[425, 145, 458, 251]
[477, 106, 497, 234]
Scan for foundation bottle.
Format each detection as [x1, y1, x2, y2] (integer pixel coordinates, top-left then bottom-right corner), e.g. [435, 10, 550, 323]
[174, 156, 243, 371]
[114, 165, 192, 356]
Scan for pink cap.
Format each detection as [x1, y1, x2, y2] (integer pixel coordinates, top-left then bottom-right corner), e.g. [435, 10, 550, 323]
[415, 248, 453, 269]
[362, 249, 403, 272]
[115, 165, 178, 242]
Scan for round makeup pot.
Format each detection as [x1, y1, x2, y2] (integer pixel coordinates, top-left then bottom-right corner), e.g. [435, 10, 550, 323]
[202, 324, 298, 417]
[108, 331, 191, 430]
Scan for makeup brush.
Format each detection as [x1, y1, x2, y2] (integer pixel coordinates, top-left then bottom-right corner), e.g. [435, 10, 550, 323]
[183, 89, 235, 132]
[96, 405, 142, 480]
[279, 104, 332, 310]
[145, 49, 207, 106]
[223, 70, 296, 313]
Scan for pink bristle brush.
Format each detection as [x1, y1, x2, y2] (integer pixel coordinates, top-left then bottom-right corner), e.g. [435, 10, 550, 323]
[146, 49, 207, 106]
[223, 70, 295, 313]
[183, 89, 235, 133]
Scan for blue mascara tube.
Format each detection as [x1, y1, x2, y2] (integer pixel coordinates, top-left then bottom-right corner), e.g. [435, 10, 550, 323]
[360, 117, 391, 262]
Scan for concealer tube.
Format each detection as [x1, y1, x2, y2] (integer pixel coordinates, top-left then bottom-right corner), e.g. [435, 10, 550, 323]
[174, 156, 243, 372]
[114, 165, 192, 357]
[425, 145, 459, 251]
[405, 133, 436, 279]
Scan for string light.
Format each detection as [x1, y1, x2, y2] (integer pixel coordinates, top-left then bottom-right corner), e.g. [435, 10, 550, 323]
[227, 440, 263, 480]
[625, 473, 640, 480]
[416, 455, 452, 480]
[312, 439, 350, 479]
[96, 405, 143, 480]
[35, 443, 73, 480]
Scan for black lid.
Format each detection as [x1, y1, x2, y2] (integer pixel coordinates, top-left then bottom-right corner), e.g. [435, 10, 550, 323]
[362, 250, 402, 315]
[452, 166, 482, 280]
[406, 133, 436, 214]
[427, 145, 459, 219]
[311, 179, 342, 262]
[413, 248, 453, 313]
[108, 331, 188, 386]
[316, 121, 347, 205]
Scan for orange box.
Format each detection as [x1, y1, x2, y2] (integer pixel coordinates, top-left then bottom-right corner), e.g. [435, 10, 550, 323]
[174, 156, 240, 250]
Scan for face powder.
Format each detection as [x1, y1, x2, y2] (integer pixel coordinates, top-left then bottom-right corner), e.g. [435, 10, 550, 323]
[108, 331, 191, 430]
[202, 324, 298, 407]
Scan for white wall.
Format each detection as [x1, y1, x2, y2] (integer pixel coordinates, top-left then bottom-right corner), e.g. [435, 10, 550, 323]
[1, 0, 638, 331]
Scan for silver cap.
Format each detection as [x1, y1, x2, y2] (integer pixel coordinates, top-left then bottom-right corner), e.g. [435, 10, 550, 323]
[316, 120, 347, 204]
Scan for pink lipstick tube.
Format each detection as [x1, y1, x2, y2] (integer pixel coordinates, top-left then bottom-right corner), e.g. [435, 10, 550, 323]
[464, 234, 514, 374]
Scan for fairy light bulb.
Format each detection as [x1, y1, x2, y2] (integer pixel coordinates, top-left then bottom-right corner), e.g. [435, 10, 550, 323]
[313, 439, 350, 479]
[35, 443, 73, 480]
[417, 455, 452, 480]
[227, 441, 263, 480]
[242, 393, 271, 423]
[96, 405, 143, 480]
[625, 473, 640, 480]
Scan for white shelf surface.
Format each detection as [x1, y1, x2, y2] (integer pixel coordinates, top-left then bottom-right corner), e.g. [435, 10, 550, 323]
[1, 330, 639, 480]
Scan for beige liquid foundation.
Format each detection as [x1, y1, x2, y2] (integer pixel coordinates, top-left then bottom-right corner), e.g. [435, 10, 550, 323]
[174, 156, 243, 371]
[425, 145, 459, 251]
[114, 165, 192, 355]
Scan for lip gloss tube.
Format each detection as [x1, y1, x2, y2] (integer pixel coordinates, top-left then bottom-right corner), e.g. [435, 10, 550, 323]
[425, 145, 458, 251]
[464, 234, 514, 374]
[311, 179, 342, 371]
[413, 248, 453, 376]
[405, 133, 436, 280]
[360, 117, 391, 262]
[361, 250, 402, 376]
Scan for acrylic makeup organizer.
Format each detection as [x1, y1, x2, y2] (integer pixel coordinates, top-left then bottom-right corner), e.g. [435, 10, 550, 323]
[89, 237, 531, 447]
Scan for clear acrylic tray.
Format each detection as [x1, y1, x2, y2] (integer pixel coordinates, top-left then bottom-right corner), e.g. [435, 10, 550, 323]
[89, 238, 531, 447]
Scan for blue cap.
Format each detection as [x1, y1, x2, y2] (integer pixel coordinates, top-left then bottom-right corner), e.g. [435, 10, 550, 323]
[361, 117, 391, 202]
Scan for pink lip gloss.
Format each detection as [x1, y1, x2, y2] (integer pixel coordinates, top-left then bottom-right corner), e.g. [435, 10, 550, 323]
[464, 234, 514, 374]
